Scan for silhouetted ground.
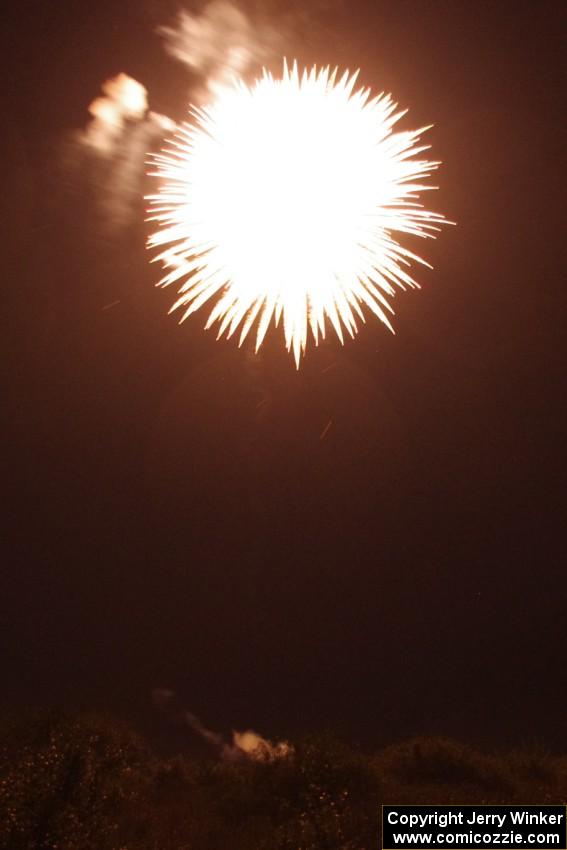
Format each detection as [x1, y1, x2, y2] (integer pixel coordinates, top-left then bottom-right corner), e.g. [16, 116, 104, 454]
[1, 711, 565, 849]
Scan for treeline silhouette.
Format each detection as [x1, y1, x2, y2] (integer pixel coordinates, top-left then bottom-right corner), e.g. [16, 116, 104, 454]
[1, 711, 565, 849]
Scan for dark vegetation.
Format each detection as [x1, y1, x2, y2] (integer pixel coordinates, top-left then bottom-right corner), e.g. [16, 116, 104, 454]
[1, 712, 565, 850]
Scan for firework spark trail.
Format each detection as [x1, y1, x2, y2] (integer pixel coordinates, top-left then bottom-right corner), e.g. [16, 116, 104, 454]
[147, 61, 450, 365]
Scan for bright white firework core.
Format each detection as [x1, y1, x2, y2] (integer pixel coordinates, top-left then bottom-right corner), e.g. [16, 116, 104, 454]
[147, 62, 449, 365]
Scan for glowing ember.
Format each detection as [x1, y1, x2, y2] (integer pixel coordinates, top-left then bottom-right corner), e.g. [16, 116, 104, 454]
[147, 61, 449, 365]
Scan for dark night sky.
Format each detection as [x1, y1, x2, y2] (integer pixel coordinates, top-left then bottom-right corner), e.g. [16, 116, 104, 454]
[2, 0, 566, 751]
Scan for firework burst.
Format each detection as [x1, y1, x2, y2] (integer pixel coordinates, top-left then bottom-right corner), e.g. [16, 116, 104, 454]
[147, 61, 449, 365]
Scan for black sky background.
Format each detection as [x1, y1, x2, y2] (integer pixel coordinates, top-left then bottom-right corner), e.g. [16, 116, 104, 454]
[2, 0, 566, 752]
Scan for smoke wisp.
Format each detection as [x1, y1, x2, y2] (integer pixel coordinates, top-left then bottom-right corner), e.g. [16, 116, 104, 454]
[153, 689, 293, 762]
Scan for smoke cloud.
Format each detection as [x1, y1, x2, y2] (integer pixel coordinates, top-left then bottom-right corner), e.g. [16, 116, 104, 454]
[152, 689, 292, 762]
[73, 74, 173, 228]
[158, 0, 281, 99]
[83, 73, 149, 155]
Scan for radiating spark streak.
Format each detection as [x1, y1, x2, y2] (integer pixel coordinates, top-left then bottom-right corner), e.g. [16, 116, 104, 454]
[147, 61, 450, 365]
